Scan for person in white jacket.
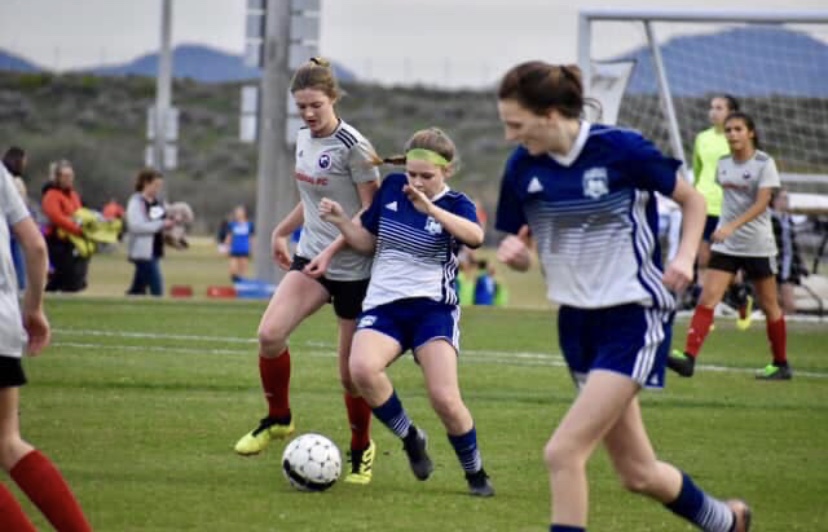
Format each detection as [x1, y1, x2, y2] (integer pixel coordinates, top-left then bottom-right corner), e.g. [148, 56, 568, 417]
[125, 168, 172, 296]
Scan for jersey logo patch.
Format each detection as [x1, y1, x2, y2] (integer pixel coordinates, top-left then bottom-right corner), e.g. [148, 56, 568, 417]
[583, 167, 609, 199]
[384, 201, 398, 212]
[424, 216, 443, 235]
[318, 153, 332, 170]
[527, 176, 544, 193]
[742, 171, 751, 180]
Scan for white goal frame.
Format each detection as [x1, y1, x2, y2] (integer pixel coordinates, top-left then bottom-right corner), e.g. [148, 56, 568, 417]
[578, 8, 828, 170]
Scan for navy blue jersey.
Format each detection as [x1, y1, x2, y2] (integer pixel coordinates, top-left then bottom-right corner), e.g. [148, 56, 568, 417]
[495, 122, 680, 310]
[360, 173, 479, 310]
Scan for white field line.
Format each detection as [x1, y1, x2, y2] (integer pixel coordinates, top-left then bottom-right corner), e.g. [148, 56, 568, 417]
[53, 329, 828, 379]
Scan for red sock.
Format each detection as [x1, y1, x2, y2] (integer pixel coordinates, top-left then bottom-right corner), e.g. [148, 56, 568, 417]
[10, 450, 91, 532]
[344, 393, 372, 451]
[766, 316, 788, 365]
[684, 305, 715, 358]
[0, 483, 36, 532]
[259, 349, 291, 419]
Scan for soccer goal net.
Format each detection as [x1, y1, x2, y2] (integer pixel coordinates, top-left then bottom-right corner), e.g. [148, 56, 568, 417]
[578, 9, 828, 191]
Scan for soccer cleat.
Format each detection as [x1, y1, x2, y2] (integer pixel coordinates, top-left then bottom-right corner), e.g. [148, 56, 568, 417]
[343, 439, 376, 485]
[234, 416, 295, 456]
[726, 499, 752, 532]
[667, 350, 696, 377]
[465, 468, 495, 497]
[736, 294, 754, 331]
[755, 364, 793, 381]
[402, 427, 433, 481]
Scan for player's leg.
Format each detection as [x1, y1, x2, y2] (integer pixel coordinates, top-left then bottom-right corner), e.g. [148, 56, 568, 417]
[333, 280, 376, 484]
[603, 396, 751, 531]
[417, 337, 493, 496]
[0, 384, 92, 531]
[751, 271, 792, 380]
[546, 370, 638, 529]
[668, 261, 735, 377]
[349, 326, 433, 480]
[234, 269, 330, 455]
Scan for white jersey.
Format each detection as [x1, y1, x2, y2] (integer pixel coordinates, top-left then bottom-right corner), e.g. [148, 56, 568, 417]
[0, 165, 31, 358]
[293, 120, 380, 281]
[712, 150, 779, 257]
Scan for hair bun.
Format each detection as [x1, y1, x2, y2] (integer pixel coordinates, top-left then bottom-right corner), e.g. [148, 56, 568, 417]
[310, 57, 331, 68]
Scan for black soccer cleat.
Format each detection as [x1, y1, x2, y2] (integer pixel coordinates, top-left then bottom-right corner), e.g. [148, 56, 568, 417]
[465, 468, 495, 497]
[402, 427, 433, 481]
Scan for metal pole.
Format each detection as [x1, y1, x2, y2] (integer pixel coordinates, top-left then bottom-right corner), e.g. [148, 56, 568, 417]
[577, 13, 592, 96]
[154, 0, 173, 170]
[644, 21, 686, 165]
[254, 0, 295, 283]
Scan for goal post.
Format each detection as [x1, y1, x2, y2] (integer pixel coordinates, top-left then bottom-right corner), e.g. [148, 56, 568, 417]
[577, 8, 828, 189]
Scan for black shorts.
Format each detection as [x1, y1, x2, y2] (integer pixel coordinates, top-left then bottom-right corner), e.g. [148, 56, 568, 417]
[708, 252, 776, 280]
[229, 252, 250, 258]
[702, 215, 719, 242]
[0, 356, 26, 388]
[290, 255, 369, 320]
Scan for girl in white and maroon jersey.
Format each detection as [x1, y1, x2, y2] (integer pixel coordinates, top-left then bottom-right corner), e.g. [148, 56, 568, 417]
[669, 112, 791, 381]
[233, 58, 381, 484]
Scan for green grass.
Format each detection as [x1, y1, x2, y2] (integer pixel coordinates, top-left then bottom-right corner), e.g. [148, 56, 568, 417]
[4, 296, 828, 531]
[7, 240, 828, 529]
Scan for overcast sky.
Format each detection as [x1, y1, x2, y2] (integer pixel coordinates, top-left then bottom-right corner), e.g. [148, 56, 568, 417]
[1, 0, 826, 87]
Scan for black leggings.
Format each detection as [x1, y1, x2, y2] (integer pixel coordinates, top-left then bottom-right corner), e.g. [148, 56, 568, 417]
[46, 235, 89, 292]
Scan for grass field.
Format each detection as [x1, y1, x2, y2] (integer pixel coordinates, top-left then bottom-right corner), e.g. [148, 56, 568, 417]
[4, 240, 828, 531]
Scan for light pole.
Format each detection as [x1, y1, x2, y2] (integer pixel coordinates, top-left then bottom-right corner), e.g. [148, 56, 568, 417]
[153, 0, 173, 170]
[253, 0, 295, 283]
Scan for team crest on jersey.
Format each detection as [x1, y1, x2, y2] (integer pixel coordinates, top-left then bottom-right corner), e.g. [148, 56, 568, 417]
[583, 167, 609, 199]
[318, 153, 332, 169]
[742, 171, 751, 180]
[424, 216, 443, 235]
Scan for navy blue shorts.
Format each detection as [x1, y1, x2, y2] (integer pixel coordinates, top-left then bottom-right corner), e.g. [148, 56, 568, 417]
[702, 215, 720, 242]
[356, 298, 460, 356]
[558, 304, 673, 389]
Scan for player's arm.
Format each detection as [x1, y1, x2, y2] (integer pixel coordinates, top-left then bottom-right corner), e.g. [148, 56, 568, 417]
[426, 203, 484, 248]
[273, 202, 304, 238]
[319, 180, 378, 257]
[664, 176, 706, 292]
[318, 198, 376, 254]
[13, 216, 51, 355]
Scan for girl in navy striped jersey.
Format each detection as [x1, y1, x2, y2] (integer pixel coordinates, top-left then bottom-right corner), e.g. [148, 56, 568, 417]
[319, 128, 494, 497]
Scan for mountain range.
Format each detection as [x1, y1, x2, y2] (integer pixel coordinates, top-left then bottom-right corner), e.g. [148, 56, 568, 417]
[616, 26, 828, 97]
[0, 44, 356, 83]
[1, 25, 826, 95]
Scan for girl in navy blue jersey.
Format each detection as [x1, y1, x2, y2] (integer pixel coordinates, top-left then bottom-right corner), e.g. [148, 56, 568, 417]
[319, 128, 494, 497]
[495, 61, 750, 532]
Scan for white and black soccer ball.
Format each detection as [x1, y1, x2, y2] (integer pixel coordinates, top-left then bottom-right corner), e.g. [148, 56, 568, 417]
[281, 433, 342, 492]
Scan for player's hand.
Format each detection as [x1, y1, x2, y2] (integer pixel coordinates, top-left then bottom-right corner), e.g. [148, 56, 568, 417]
[497, 225, 532, 272]
[271, 230, 292, 271]
[319, 198, 347, 225]
[22, 308, 50, 356]
[403, 185, 432, 215]
[711, 224, 734, 244]
[303, 250, 332, 279]
[663, 253, 694, 293]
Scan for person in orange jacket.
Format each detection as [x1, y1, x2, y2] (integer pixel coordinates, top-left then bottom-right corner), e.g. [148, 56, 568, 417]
[41, 160, 87, 292]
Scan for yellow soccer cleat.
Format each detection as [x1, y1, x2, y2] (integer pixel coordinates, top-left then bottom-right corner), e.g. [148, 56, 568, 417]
[736, 294, 754, 331]
[343, 440, 376, 485]
[234, 417, 295, 456]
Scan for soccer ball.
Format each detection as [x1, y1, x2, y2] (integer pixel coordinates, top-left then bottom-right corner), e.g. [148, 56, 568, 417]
[281, 433, 342, 492]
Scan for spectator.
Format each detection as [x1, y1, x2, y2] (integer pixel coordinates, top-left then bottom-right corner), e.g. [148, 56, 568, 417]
[771, 188, 808, 314]
[225, 205, 255, 282]
[125, 168, 171, 296]
[41, 160, 87, 292]
[474, 260, 496, 306]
